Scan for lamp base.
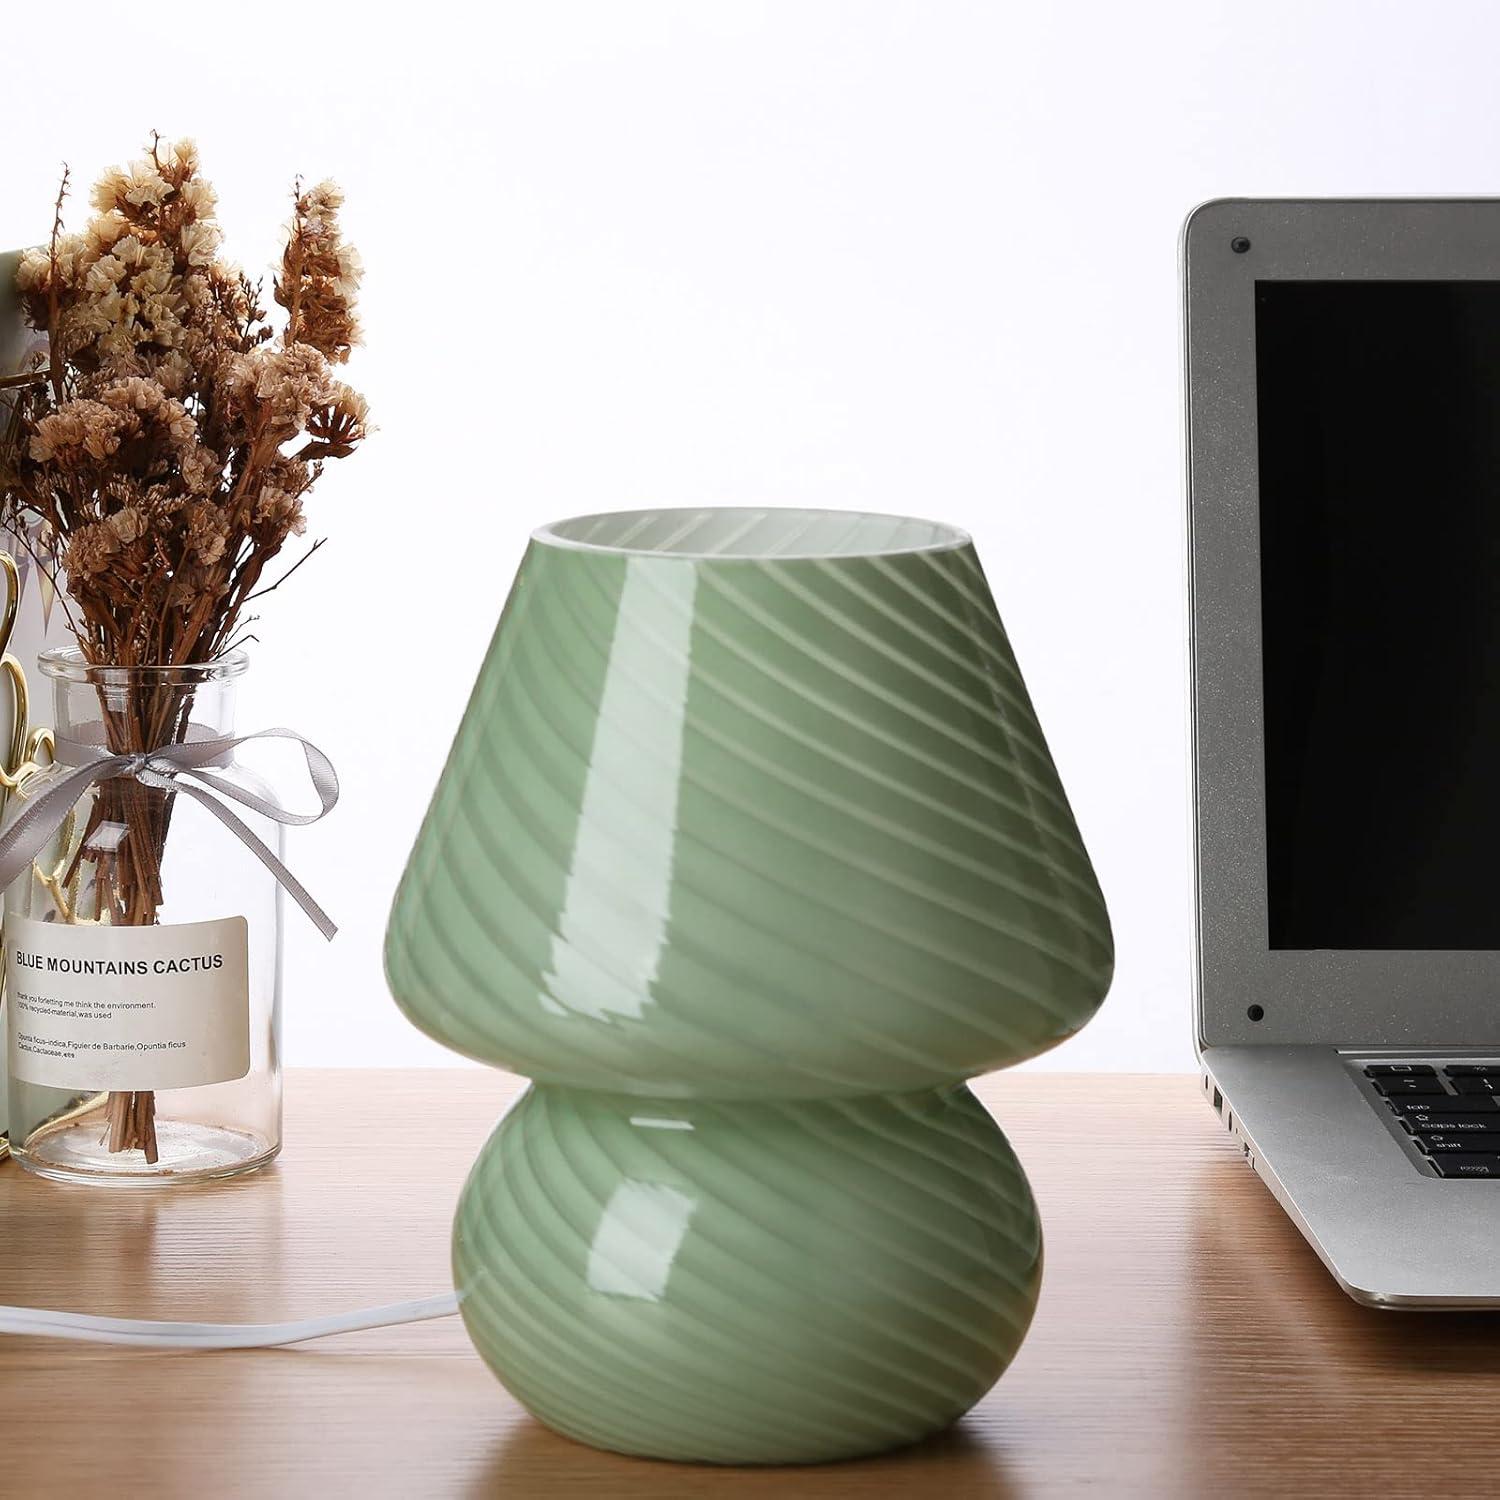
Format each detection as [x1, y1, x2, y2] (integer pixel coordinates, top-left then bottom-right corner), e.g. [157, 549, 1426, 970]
[453, 1082, 1041, 1466]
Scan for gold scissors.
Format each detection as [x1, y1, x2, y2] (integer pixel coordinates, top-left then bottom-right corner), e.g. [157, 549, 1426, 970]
[0, 551, 53, 797]
[0, 547, 54, 1164]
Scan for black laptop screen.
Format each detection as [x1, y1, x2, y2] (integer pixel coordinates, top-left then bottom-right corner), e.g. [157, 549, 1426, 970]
[1257, 280, 1500, 950]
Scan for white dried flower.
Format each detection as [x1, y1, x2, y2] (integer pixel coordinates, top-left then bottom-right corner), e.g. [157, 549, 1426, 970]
[122, 162, 170, 208]
[178, 179, 216, 219]
[178, 221, 221, 267]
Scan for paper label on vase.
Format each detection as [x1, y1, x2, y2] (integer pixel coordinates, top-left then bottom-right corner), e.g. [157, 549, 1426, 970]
[4, 915, 250, 1091]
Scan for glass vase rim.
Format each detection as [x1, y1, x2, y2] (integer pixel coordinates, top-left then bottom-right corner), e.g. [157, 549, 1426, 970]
[38, 646, 249, 685]
[532, 507, 973, 562]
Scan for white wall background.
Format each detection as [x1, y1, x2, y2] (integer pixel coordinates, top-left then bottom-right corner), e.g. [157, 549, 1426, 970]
[4, 0, 1493, 1072]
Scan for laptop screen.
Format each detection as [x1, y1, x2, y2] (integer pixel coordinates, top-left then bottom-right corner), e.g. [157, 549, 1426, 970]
[1257, 280, 1500, 951]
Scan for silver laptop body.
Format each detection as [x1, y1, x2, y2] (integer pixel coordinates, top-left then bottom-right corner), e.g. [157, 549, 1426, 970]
[1186, 199, 1500, 1307]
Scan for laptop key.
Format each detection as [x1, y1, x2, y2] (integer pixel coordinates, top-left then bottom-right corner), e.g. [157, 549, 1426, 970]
[1404, 1118, 1500, 1137]
[1449, 1076, 1499, 1096]
[1429, 1154, 1500, 1177]
[1415, 1136, 1500, 1153]
[1366, 1063, 1437, 1077]
[1443, 1065, 1500, 1077]
[1372, 1077, 1449, 1097]
[1394, 1097, 1500, 1116]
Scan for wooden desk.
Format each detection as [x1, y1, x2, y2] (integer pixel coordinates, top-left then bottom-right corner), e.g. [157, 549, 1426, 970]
[1, 1071, 1494, 1497]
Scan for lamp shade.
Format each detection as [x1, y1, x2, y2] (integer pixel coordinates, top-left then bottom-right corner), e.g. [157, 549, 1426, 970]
[385, 508, 1113, 1464]
[387, 508, 1111, 1096]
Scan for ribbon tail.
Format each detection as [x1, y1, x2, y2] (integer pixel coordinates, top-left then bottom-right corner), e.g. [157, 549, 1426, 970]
[158, 730, 340, 818]
[185, 764, 336, 828]
[171, 782, 338, 941]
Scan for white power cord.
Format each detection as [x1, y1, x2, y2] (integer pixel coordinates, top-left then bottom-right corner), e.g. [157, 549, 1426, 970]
[0, 1290, 461, 1349]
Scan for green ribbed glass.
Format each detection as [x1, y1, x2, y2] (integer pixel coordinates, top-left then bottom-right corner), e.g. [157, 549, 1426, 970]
[385, 508, 1112, 1465]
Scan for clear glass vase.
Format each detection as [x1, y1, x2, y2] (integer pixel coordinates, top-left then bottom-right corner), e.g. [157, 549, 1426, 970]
[2, 648, 282, 1185]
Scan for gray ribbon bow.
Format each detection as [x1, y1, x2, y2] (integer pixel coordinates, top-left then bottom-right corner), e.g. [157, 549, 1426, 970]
[0, 728, 339, 939]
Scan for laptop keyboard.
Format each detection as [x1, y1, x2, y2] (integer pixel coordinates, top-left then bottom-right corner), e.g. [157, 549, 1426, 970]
[1366, 1063, 1500, 1177]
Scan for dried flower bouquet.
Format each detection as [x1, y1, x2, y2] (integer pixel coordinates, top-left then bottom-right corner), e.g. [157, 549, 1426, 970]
[0, 137, 365, 1160]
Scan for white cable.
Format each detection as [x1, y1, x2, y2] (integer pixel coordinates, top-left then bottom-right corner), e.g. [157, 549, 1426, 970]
[0, 1290, 461, 1349]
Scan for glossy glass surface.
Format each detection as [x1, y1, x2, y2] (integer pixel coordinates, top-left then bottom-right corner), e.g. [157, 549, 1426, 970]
[454, 1083, 1041, 1466]
[4, 652, 283, 1184]
[385, 507, 1112, 1463]
[387, 508, 1112, 1099]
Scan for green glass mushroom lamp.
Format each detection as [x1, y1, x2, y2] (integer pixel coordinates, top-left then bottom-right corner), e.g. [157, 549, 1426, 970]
[385, 508, 1113, 1466]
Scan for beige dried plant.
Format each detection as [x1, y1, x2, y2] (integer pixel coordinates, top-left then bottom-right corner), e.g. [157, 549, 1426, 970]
[0, 136, 367, 1159]
[1, 135, 366, 666]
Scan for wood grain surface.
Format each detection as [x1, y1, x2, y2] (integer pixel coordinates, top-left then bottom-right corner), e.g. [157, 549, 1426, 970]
[1, 1070, 1494, 1497]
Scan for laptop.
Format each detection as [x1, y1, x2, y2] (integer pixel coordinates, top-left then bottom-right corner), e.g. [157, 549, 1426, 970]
[1184, 199, 1500, 1308]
